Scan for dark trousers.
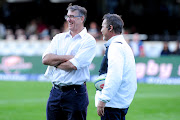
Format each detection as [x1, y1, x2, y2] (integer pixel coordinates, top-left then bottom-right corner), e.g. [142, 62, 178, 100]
[46, 84, 89, 120]
[101, 107, 129, 120]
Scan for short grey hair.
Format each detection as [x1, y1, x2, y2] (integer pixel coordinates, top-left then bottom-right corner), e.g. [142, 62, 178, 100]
[103, 13, 124, 34]
[67, 4, 87, 23]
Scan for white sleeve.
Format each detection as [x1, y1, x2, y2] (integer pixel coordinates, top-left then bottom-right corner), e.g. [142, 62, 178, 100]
[44, 66, 55, 79]
[69, 38, 96, 69]
[42, 35, 59, 78]
[99, 43, 124, 102]
[42, 35, 58, 59]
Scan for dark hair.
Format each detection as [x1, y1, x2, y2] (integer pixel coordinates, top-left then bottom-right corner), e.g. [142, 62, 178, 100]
[103, 13, 124, 34]
[67, 4, 87, 23]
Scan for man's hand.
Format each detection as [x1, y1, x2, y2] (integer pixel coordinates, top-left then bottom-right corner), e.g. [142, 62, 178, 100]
[97, 101, 106, 116]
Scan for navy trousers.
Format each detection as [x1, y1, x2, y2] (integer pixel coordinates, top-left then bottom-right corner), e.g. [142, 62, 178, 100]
[101, 107, 129, 120]
[46, 84, 89, 120]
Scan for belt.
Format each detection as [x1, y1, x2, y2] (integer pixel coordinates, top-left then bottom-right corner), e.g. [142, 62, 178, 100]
[53, 84, 82, 92]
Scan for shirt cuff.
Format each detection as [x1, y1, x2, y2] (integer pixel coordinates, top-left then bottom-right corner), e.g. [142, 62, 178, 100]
[99, 93, 111, 103]
[44, 66, 55, 79]
[42, 52, 46, 59]
[99, 98, 110, 103]
[69, 58, 79, 69]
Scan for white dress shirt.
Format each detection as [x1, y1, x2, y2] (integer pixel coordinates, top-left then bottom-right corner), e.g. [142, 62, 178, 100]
[95, 35, 137, 109]
[43, 28, 96, 86]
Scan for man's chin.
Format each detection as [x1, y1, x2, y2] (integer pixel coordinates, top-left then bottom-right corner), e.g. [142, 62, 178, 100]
[103, 36, 108, 41]
[69, 26, 74, 30]
[69, 27, 72, 30]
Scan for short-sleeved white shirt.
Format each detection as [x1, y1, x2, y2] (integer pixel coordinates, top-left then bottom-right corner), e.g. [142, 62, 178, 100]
[43, 28, 96, 86]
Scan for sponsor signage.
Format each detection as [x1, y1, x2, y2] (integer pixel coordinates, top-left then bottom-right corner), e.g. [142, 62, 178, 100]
[0, 56, 180, 84]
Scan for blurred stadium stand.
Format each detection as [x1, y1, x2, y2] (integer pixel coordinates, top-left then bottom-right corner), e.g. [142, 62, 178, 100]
[0, 0, 179, 84]
[0, 0, 180, 36]
[0, 0, 180, 57]
[0, 34, 178, 58]
[0, 39, 49, 56]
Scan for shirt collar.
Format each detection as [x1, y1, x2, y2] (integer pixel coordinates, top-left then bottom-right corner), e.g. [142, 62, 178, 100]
[79, 27, 87, 38]
[105, 35, 119, 48]
[65, 27, 87, 38]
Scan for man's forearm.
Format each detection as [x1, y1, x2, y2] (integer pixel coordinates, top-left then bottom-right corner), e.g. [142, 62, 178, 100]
[42, 53, 74, 66]
[56, 61, 77, 70]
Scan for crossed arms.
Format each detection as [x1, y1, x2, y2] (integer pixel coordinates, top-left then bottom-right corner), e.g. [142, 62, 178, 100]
[42, 53, 77, 70]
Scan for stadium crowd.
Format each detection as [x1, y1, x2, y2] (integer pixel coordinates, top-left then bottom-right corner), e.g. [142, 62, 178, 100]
[0, 17, 180, 57]
[0, 18, 102, 41]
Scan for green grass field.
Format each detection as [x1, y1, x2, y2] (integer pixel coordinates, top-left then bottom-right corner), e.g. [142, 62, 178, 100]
[0, 81, 180, 120]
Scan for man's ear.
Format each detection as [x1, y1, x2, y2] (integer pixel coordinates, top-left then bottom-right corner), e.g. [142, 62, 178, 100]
[108, 26, 111, 30]
[81, 16, 85, 23]
[108, 25, 113, 32]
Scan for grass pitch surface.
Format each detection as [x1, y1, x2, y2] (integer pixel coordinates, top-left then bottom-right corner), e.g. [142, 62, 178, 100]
[0, 81, 179, 120]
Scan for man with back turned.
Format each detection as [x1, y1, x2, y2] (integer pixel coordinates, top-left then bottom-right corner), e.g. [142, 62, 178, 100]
[95, 13, 137, 120]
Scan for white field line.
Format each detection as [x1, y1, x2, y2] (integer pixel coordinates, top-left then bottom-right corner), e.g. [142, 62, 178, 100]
[0, 98, 47, 104]
[135, 93, 180, 98]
